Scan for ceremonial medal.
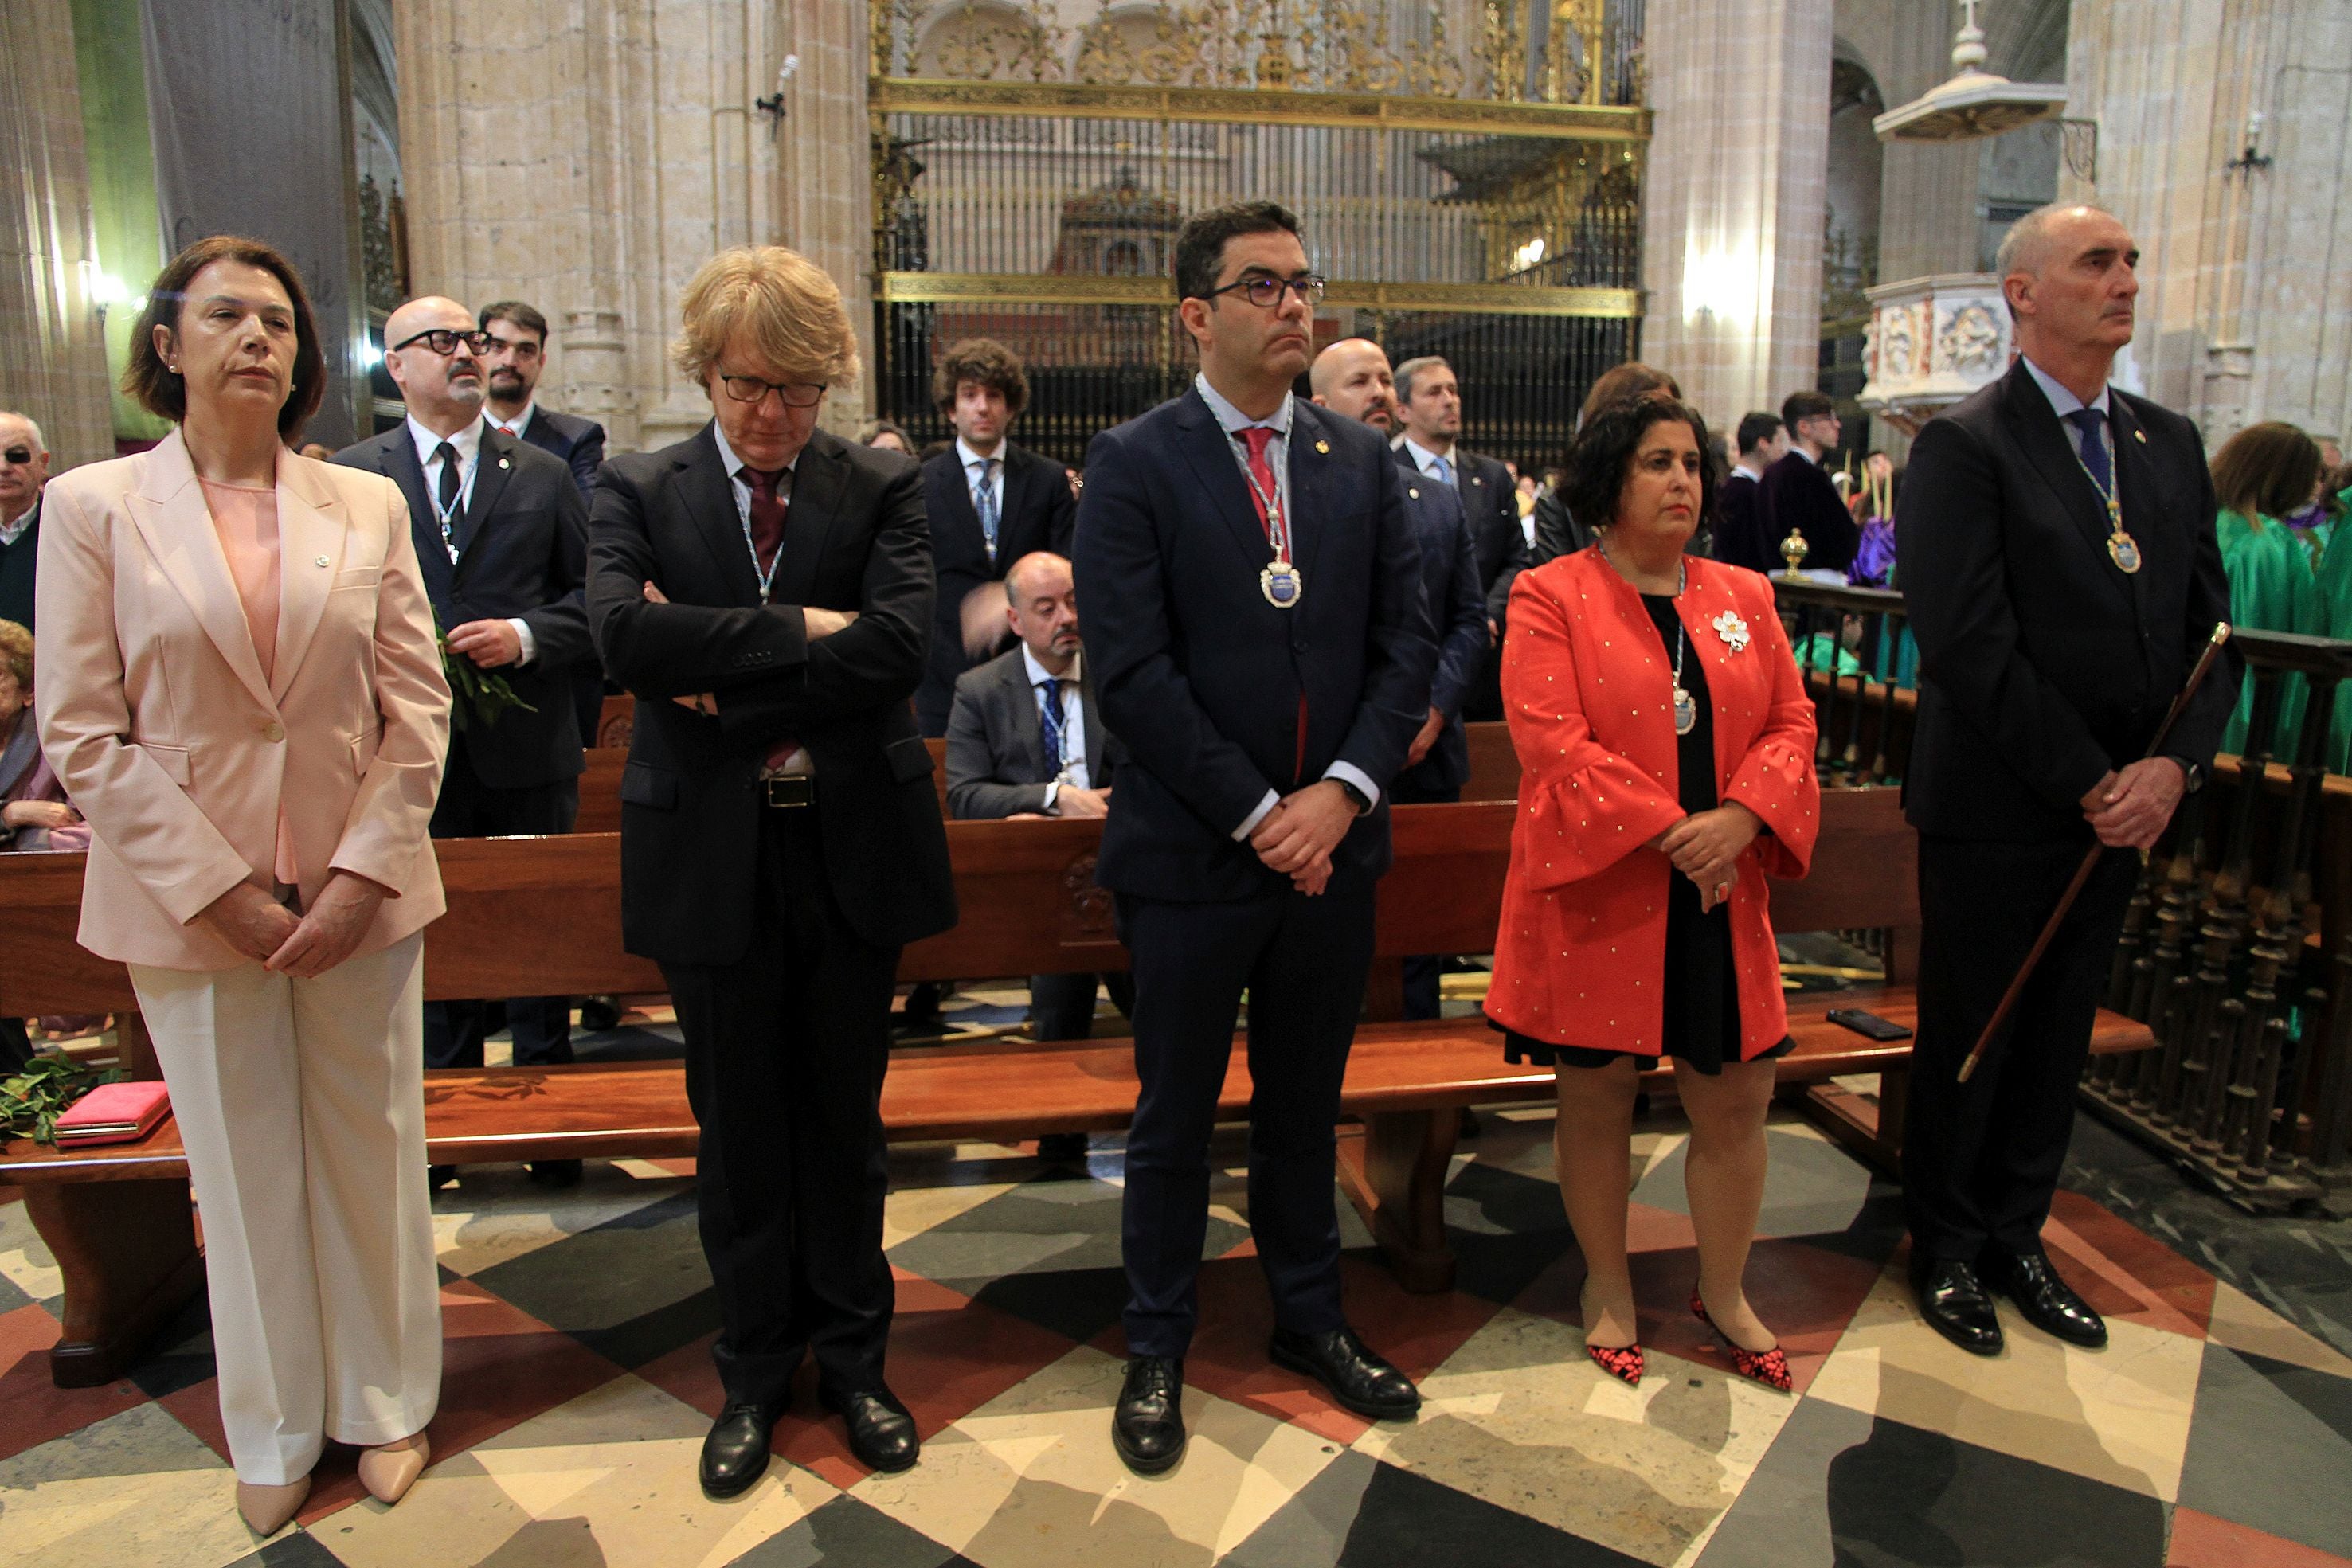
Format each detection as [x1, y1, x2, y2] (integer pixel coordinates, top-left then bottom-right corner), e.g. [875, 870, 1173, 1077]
[1673, 683, 1698, 737]
[1261, 561, 1304, 607]
[2107, 527, 2143, 574]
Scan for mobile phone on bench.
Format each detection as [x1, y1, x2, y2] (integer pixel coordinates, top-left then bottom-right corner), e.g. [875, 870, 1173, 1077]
[1824, 1007, 1914, 1042]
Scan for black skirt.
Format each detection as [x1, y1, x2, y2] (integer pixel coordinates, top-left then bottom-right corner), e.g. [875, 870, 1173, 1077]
[1496, 592, 1790, 1077]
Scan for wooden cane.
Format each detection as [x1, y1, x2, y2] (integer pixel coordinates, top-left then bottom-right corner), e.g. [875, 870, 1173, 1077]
[1953, 622, 2233, 1084]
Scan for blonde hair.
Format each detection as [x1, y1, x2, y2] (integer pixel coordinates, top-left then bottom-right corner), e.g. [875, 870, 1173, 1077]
[0, 619, 31, 690]
[672, 246, 861, 390]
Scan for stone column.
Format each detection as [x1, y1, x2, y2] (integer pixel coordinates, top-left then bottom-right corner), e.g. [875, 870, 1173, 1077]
[1639, 0, 1833, 426]
[396, 0, 876, 453]
[2066, 0, 2352, 445]
[0, 0, 115, 468]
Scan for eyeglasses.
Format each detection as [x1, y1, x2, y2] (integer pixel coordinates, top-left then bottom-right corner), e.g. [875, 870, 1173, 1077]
[0, 448, 30, 467]
[718, 374, 827, 409]
[391, 328, 495, 357]
[1199, 273, 1327, 310]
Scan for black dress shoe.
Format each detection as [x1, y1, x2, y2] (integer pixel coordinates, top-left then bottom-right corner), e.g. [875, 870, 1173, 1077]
[1912, 1258, 2004, 1356]
[1113, 1355, 1186, 1475]
[1982, 1249, 2108, 1348]
[699, 1402, 774, 1498]
[1035, 1132, 1090, 1163]
[427, 1164, 456, 1192]
[822, 1386, 919, 1473]
[1269, 1325, 1421, 1420]
[529, 1159, 585, 1188]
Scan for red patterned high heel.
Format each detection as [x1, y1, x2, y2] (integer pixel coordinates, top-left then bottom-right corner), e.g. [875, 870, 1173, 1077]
[1585, 1342, 1646, 1385]
[1690, 1291, 1792, 1392]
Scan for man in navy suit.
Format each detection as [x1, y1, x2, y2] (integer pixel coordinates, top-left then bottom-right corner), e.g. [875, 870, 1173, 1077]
[333, 297, 591, 1139]
[1073, 201, 1437, 1474]
[914, 338, 1077, 736]
[480, 299, 613, 748]
[1310, 337, 1487, 1020]
[1762, 389, 1857, 576]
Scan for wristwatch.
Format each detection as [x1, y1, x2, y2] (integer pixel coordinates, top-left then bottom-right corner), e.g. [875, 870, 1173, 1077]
[2168, 757, 2205, 794]
[1335, 780, 1372, 815]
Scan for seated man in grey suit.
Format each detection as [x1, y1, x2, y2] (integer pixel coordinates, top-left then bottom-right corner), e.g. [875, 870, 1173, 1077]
[945, 551, 1129, 1155]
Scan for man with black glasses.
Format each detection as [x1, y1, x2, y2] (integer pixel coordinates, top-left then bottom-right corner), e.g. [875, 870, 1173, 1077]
[0, 411, 50, 633]
[334, 299, 593, 1159]
[1073, 201, 1436, 1474]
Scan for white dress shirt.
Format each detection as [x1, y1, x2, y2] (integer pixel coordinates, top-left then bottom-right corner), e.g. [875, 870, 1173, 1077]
[957, 436, 1006, 521]
[487, 401, 537, 440]
[407, 415, 538, 665]
[1190, 371, 1382, 837]
[1399, 435, 1455, 487]
[2019, 354, 2116, 474]
[1021, 643, 1090, 812]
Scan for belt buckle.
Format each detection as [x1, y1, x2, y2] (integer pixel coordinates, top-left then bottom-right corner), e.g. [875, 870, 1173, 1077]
[761, 774, 814, 809]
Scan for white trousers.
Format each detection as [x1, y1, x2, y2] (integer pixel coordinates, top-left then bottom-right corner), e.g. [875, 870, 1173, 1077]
[131, 933, 441, 1485]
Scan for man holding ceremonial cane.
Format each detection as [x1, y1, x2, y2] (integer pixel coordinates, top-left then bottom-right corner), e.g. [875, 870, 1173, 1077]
[1895, 204, 2237, 1356]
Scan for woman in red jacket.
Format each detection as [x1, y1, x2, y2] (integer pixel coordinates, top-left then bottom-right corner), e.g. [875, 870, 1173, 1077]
[1487, 392, 1819, 1390]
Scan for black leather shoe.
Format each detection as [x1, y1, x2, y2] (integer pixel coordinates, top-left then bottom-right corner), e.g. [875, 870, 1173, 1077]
[427, 1164, 456, 1192]
[1113, 1355, 1187, 1475]
[1982, 1249, 2108, 1348]
[528, 1159, 584, 1188]
[699, 1402, 774, 1498]
[1036, 1132, 1090, 1163]
[1912, 1258, 2004, 1356]
[822, 1386, 919, 1473]
[1270, 1325, 1421, 1420]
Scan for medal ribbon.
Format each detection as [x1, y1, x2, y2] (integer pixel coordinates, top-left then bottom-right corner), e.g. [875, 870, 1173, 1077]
[1236, 425, 1309, 782]
[2063, 407, 2133, 561]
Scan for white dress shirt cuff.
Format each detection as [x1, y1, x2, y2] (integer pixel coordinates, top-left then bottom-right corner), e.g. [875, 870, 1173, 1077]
[1043, 780, 1062, 815]
[507, 617, 538, 667]
[1231, 788, 1280, 841]
[1324, 761, 1380, 812]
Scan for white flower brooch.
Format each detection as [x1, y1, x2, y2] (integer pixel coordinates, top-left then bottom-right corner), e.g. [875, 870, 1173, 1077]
[1712, 610, 1751, 651]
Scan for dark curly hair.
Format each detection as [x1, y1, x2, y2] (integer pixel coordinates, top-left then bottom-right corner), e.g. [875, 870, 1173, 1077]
[123, 235, 327, 439]
[1562, 391, 1721, 538]
[931, 338, 1030, 418]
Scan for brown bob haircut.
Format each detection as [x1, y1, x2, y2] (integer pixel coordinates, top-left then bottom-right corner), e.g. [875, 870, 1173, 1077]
[932, 338, 1030, 417]
[2210, 421, 2323, 525]
[1579, 362, 1680, 429]
[123, 235, 327, 439]
[1563, 389, 1723, 536]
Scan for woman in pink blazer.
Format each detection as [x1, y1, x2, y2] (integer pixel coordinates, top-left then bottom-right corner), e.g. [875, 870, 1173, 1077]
[36, 237, 450, 1535]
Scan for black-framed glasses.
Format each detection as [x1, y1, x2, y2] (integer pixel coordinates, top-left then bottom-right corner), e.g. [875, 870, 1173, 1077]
[719, 374, 826, 409]
[1200, 273, 1326, 310]
[0, 448, 31, 467]
[392, 328, 495, 357]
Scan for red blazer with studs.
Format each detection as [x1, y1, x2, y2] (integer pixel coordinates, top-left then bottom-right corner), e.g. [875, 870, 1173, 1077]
[1485, 549, 1819, 1059]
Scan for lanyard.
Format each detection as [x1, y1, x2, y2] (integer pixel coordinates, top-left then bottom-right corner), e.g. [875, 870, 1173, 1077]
[1236, 441, 1293, 565]
[737, 474, 785, 600]
[431, 452, 467, 561]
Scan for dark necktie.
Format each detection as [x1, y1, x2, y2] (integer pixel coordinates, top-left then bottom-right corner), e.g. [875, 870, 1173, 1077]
[1037, 678, 1066, 776]
[1237, 426, 1280, 538]
[2065, 408, 2113, 498]
[975, 457, 1000, 562]
[742, 465, 789, 584]
[433, 440, 464, 551]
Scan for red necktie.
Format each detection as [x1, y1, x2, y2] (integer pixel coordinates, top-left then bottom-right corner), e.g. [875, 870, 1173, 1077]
[1236, 426, 1309, 784]
[738, 466, 799, 772]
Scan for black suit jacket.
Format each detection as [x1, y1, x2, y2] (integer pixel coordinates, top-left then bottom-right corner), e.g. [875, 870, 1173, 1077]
[1762, 449, 1859, 575]
[1712, 471, 1777, 572]
[587, 423, 955, 962]
[1389, 452, 1487, 792]
[914, 440, 1078, 736]
[333, 422, 590, 788]
[1895, 358, 2237, 843]
[516, 405, 609, 502]
[1073, 389, 1436, 902]
[943, 646, 1123, 819]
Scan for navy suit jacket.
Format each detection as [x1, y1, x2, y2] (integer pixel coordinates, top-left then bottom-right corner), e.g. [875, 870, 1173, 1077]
[516, 405, 608, 501]
[1072, 388, 1437, 902]
[1712, 470, 1777, 571]
[914, 440, 1077, 736]
[1388, 450, 1486, 792]
[1896, 358, 2237, 843]
[332, 422, 591, 788]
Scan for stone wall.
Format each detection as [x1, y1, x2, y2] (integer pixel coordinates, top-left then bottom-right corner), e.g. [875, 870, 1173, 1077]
[0, 0, 114, 469]
[394, 0, 873, 454]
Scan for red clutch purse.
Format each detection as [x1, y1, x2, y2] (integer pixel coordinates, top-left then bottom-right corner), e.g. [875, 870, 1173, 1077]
[52, 1081, 173, 1146]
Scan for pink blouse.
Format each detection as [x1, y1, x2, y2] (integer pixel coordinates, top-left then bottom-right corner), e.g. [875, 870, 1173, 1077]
[197, 475, 298, 887]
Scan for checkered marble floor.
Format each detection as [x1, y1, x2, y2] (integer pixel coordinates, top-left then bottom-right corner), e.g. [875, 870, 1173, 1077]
[4, 1026, 2350, 1566]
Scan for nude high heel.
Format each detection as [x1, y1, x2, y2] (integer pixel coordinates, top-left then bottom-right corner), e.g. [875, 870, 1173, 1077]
[236, 1475, 311, 1535]
[357, 1432, 430, 1504]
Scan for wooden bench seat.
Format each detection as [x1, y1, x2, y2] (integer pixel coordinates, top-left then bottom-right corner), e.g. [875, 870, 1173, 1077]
[0, 787, 2158, 1375]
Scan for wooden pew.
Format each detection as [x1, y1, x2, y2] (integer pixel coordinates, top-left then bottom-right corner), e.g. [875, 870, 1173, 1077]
[1, 787, 2155, 1379]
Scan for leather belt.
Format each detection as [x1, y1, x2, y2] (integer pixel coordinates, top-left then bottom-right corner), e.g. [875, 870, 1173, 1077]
[761, 775, 816, 809]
